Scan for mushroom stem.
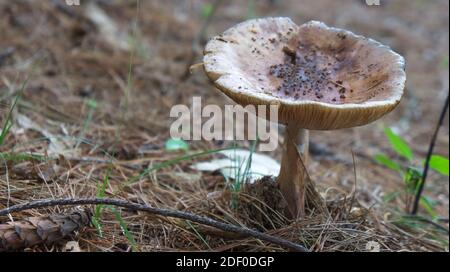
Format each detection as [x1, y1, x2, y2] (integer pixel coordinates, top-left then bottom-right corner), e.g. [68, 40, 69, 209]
[296, 128, 309, 162]
[278, 124, 309, 218]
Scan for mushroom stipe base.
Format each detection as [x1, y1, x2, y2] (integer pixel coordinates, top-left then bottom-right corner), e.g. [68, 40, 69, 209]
[233, 176, 324, 225]
[277, 125, 325, 218]
[278, 126, 307, 218]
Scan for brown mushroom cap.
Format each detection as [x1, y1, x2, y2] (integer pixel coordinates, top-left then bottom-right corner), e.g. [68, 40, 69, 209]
[203, 18, 406, 130]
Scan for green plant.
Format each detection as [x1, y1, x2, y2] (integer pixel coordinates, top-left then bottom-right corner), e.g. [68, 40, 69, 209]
[92, 169, 111, 237]
[185, 220, 212, 250]
[122, 0, 140, 121]
[75, 99, 97, 150]
[92, 169, 138, 251]
[109, 206, 138, 251]
[440, 56, 449, 70]
[375, 127, 449, 217]
[227, 139, 258, 209]
[200, 3, 213, 19]
[246, 0, 256, 19]
[0, 74, 32, 147]
[0, 152, 44, 163]
[165, 138, 189, 152]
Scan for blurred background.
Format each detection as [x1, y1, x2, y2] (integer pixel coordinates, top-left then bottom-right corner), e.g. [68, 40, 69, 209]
[0, 0, 448, 251]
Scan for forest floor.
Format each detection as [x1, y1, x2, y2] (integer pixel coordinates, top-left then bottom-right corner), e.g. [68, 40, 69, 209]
[0, 0, 448, 252]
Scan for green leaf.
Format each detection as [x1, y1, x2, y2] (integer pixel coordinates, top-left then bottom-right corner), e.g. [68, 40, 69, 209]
[0, 152, 44, 163]
[0, 75, 31, 146]
[108, 206, 137, 251]
[200, 3, 213, 19]
[420, 196, 438, 219]
[384, 127, 413, 161]
[1, 56, 41, 147]
[382, 191, 401, 203]
[165, 138, 189, 152]
[374, 153, 401, 172]
[186, 221, 212, 250]
[404, 166, 422, 194]
[87, 99, 97, 109]
[441, 56, 449, 70]
[246, 0, 255, 19]
[93, 170, 110, 237]
[428, 155, 449, 176]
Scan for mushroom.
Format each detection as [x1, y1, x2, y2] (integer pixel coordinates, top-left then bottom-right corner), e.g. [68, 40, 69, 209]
[203, 18, 406, 218]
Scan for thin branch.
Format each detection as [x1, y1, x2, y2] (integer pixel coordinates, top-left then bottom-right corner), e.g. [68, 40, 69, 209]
[0, 198, 309, 252]
[411, 91, 449, 215]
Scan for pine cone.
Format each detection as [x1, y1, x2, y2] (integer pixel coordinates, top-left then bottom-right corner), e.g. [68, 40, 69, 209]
[0, 210, 91, 252]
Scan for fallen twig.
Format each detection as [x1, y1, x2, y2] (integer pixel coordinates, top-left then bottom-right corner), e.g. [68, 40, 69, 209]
[0, 198, 309, 252]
